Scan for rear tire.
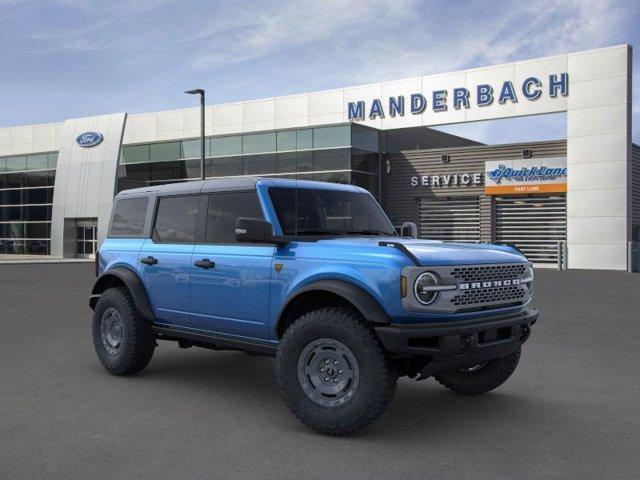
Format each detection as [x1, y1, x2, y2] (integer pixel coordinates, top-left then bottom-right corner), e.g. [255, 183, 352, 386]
[92, 286, 155, 375]
[276, 307, 397, 435]
[434, 347, 521, 395]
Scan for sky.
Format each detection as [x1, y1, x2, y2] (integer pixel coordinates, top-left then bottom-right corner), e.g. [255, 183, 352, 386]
[0, 0, 638, 144]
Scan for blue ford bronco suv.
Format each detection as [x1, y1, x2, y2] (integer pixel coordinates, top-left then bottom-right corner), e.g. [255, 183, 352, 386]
[90, 177, 537, 435]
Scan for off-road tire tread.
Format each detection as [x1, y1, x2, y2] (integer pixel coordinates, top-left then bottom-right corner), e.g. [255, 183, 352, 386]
[276, 307, 397, 436]
[92, 286, 155, 375]
[434, 347, 521, 395]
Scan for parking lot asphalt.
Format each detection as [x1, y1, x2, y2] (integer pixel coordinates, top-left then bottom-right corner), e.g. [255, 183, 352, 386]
[1, 263, 639, 480]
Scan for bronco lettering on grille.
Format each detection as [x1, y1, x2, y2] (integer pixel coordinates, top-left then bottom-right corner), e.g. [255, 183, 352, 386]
[459, 279, 521, 290]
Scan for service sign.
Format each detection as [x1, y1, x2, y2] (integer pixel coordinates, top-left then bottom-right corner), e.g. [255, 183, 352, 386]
[485, 157, 567, 195]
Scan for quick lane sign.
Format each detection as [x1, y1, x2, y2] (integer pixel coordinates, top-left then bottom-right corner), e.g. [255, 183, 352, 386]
[485, 157, 567, 195]
[348, 73, 569, 120]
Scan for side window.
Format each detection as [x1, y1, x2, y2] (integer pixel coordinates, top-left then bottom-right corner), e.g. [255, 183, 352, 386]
[153, 195, 200, 244]
[110, 197, 148, 236]
[206, 192, 263, 244]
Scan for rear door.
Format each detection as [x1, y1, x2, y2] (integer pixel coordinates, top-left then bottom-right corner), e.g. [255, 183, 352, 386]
[188, 191, 274, 339]
[139, 194, 203, 327]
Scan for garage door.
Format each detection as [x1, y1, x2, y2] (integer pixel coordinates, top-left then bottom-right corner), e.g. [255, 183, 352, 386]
[495, 195, 567, 264]
[418, 196, 480, 243]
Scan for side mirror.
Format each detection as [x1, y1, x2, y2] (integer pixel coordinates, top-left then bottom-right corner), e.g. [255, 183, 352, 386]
[401, 221, 418, 239]
[235, 218, 274, 243]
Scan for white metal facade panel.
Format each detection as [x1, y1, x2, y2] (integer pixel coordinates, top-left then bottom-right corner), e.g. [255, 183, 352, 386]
[50, 113, 126, 257]
[565, 45, 631, 270]
[0, 122, 63, 156]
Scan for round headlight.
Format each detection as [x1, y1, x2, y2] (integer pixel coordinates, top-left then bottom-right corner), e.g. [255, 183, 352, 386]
[414, 272, 439, 305]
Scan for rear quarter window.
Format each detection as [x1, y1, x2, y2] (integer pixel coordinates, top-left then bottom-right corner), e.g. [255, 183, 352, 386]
[109, 197, 149, 237]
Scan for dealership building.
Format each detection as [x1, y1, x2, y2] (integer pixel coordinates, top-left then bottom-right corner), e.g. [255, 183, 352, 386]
[0, 44, 637, 270]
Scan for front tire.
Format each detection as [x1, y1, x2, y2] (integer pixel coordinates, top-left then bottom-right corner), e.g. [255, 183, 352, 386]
[276, 307, 397, 435]
[92, 286, 156, 375]
[434, 347, 521, 395]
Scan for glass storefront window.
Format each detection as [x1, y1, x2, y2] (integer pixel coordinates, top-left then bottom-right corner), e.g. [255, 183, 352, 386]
[0, 221, 25, 238]
[296, 171, 351, 184]
[244, 154, 276, 175]
[313, 149, 350, 171]
[206, 156, 242, 177]
[26, 154, 49, 171]
[0, 188, 52, 205]
[26, 170, 55, 187]
[0, 152, 58, 255]
[181, 139, 210, 159]
[296, 151, 313, 172]
[0, 205, 51, 222]
[276, 152, 297, 173]
[27, 222, 51, 238]
[277, 131, 297, 151]
[117, 163, 150, 183]
[6, 156, 27, 172]
[211, 136, 241, 157]
[351, 149, 379, 174]
[48, 153, 58, 170]
[184, 159, 202, 179]
[122, 145, 150, 164]
[151, 160, 184, 182]
[352, 125, 379, 152]
[297, 129, 313, 150]
[150, 142, 181, 162]
[0, 153, 57, 174]
[313, 126, 350, 149]
[243, 133, 276, 154]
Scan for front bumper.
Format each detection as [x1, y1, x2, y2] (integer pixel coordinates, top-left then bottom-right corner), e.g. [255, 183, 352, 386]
[375, 308, 538, 379]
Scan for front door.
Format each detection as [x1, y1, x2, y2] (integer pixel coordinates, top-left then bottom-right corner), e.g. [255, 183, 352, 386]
[76, 220, 98, 258]
[189, 191, 274, 339]
[139, 194, 202, 327]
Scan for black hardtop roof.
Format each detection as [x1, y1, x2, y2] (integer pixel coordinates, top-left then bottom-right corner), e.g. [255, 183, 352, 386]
[115, 177, 262, 198]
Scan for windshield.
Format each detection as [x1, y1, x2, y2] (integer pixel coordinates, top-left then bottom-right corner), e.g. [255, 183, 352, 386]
[268, 187, 397, 236]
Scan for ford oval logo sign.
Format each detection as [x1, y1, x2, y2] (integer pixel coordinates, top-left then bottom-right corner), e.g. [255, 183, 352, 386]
[76, 131, 103, 148]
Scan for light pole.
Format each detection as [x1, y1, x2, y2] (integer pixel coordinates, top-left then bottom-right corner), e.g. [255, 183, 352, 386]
[185, 88, 205, 181]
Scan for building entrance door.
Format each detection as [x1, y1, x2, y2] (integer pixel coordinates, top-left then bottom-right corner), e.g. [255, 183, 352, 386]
[75, 220, 98, 258]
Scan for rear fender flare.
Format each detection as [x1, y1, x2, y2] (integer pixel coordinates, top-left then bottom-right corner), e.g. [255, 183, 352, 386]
[90, 267, 154, 321]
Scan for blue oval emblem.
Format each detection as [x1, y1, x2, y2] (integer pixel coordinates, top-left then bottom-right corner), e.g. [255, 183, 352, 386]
[76, 131, 103, 148]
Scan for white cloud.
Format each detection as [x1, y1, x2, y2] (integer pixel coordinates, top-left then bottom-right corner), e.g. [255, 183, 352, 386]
[2, 0, 638, 141]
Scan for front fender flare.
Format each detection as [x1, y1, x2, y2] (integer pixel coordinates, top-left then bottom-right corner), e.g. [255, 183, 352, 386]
[277, 279, 391, 331]
[90, 267, 154, 321]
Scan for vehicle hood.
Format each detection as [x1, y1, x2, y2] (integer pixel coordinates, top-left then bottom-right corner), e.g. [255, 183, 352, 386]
[316, 237, 527, 266]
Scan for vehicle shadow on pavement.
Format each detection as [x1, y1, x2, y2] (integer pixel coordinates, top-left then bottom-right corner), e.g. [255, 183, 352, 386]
[120, 344, 543, 440]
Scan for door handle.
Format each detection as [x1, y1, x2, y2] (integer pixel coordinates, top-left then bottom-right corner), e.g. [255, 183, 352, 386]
[140, 256, 158, 266]
[194, 258, 215, 269]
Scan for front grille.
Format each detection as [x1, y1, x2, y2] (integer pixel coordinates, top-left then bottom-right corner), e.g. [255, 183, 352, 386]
[451, 285, 525, 307]
[451, 264, 527, 283]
